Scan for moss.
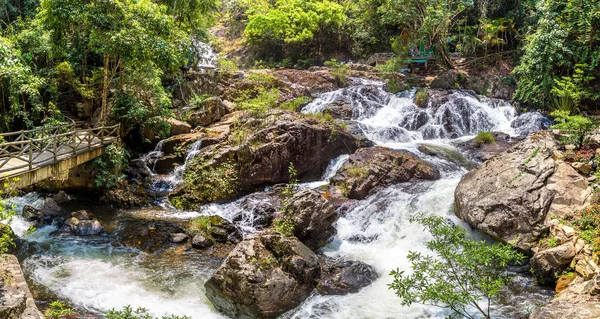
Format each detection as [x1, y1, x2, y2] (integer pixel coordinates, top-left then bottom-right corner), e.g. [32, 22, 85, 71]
[345, 165, 369, 180]
[186, 215, 224, 237]
[274, 220, 295, 236]
[414, 88, 428, 107]
[473, 132, 496, 147]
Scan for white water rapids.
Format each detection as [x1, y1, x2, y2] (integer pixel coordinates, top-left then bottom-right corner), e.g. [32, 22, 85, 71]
[9, 79, 552, 318]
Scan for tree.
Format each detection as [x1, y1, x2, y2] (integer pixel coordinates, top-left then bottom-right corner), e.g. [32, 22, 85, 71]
[38, 0, 190, 128]
[381, 0, 474, 68]
[514, 0, 600, 108]
[244, 0, 347, 59]
[551, 110, 597, 150]
[389, 214, 523, 319]
[0, 36, 43, 131]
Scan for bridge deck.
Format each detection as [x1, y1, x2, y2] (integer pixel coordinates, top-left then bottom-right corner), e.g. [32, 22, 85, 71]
[0, 135, 116, 180]
[0, 124, 120, 190]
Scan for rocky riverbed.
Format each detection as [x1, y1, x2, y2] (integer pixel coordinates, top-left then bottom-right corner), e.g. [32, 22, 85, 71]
[3, 68, 569, 318]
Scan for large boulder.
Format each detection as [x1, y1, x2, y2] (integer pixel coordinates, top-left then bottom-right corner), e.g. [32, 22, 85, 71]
[142, 117, 192, 142]
[317, 257, 378, 295]
[280, 190, 339, 250]
[185, 96, 230, 128]
[170, 111, 359, 209]
[331, 146, 440, 200]
[204, 231, 320, 319]
[454, 131, 595, 252]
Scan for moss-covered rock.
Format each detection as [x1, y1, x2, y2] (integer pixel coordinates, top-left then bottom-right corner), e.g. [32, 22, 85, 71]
[331, 146, 440, 200]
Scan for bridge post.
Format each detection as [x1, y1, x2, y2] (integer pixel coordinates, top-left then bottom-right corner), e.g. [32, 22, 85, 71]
[72, 132, 77, 156]
[53, 135, 57, 162]
[28, 143, 32, 170]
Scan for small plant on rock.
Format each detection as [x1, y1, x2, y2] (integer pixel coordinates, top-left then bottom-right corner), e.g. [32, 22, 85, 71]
[105, 305, 189, 319]
[551, 110, 597, 150]
[414, 88, 428, 107]
[44, 301, 75, 319]
[324, 59, 350, 87]
[473, 132, 496, 148]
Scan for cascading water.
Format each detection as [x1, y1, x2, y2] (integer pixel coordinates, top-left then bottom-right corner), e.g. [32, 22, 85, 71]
[193, 40, 217, 70]
[145, 139, 204, 195]
[10, 79, 552, 319]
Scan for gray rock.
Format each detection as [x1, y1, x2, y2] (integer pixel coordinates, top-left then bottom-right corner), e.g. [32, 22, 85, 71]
[169, 233, 189, 244]
[41, 198, 62, 216]
[454, 131, 595, 252]
[61, 217, 103, 236]
[317, 258, 378, 295]
[531, 242, 576, 284]
[205, 231, 320, 319]
[283, 190, 339, 250]
[191, 235, 214, 249]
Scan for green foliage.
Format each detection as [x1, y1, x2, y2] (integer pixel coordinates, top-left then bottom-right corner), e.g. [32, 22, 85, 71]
[473, 132, 496, 147]
[244, 0, 347, 59]
[236, 88, 280, 117]
[551, 110, 597, 149]
[282, 162, 299, 199]
[105, 306, 190, 319]
[564, 205, 600, 251]
[547, 237, 558, 248]
[178, 160, 239, 207]
[274, 220, 295, 236]
[216, 58, 239, 72]
[93, 144, 130, 189]
[186, 215, 224, 237]
[324, 59, 350, 86]
[389, 214, 524, 319]
[380, 0, 474, 68]
[280, 96, 311, 111]
[514, 0, 600, 108]
[0, 36, 44, 131]
[44, 301, 75, 319]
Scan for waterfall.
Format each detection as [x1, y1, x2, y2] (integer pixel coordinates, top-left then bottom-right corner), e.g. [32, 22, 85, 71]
[193, 40, 217, 70]
[11, 78, 552, 319]
[142, 140, 165, 174]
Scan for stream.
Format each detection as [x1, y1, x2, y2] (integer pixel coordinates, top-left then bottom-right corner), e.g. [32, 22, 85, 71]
[10, 79, 553, 318]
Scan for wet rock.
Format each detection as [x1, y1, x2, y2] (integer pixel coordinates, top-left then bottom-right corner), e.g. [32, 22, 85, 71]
[531, 242, 576, 284]
[205, 231, 320, 319]
[317, 257, 378, 295]
[331, 146, 440, 200]
[153, 154, 182, 175]
[22, 206, 41, 222]
[169, 233, 188, 244]
[186, 215, 243, 245]
[60, 215, 103, 236]
[41, 198, 63, 217]
[511, 112, 552, 137]
[454, 131, 595, 252]
[52, 191, 70, 204]
[71, 210, 91, 220]
[119, 218, 184, 253]
[455, 132, 522, 163]
[324, 98, 354, 120]
[418, 143, 475, 170]
[234, 189, 282, 230]
[281, 190, 339, 250]
[191, 235, 214, 249]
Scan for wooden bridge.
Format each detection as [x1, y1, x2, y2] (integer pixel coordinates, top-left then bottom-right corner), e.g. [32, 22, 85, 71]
[0, 124, 120, 191]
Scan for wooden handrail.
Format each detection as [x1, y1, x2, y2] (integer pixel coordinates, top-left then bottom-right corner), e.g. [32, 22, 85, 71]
[0, 124, 120, 175]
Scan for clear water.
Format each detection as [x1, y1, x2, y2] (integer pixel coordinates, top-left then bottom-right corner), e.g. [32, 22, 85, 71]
[11, 80, 553, 318]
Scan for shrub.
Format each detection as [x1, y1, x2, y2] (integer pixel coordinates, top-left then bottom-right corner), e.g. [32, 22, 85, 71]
[274, 220, 295, 236]
[414, 88, 428, 107]
[389, 214, 524, 319]
[563, 205, 600, 251]
[563, 145, 595, 163]
[93, 144, 130, 189]
[324, 59, 350, 86]
[105, 306, 189, 319]
[235, 88, 280, 117]
[44, 301, 75, 319]
[217, 58, 239, 72]
[186, 215, 224, 237]
[178, 160, 239, 207]
[280, 96, 311, 111]
[551, 110, 597, 149]
[473, 132, 496, 147]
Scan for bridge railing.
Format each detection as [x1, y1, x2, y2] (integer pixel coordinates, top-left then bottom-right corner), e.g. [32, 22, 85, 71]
[0, 124, 120, 176]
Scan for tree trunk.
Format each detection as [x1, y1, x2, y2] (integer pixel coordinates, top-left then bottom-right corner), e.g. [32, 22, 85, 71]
[101, 52, 110, 125]
[437, 41, 454, 69]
